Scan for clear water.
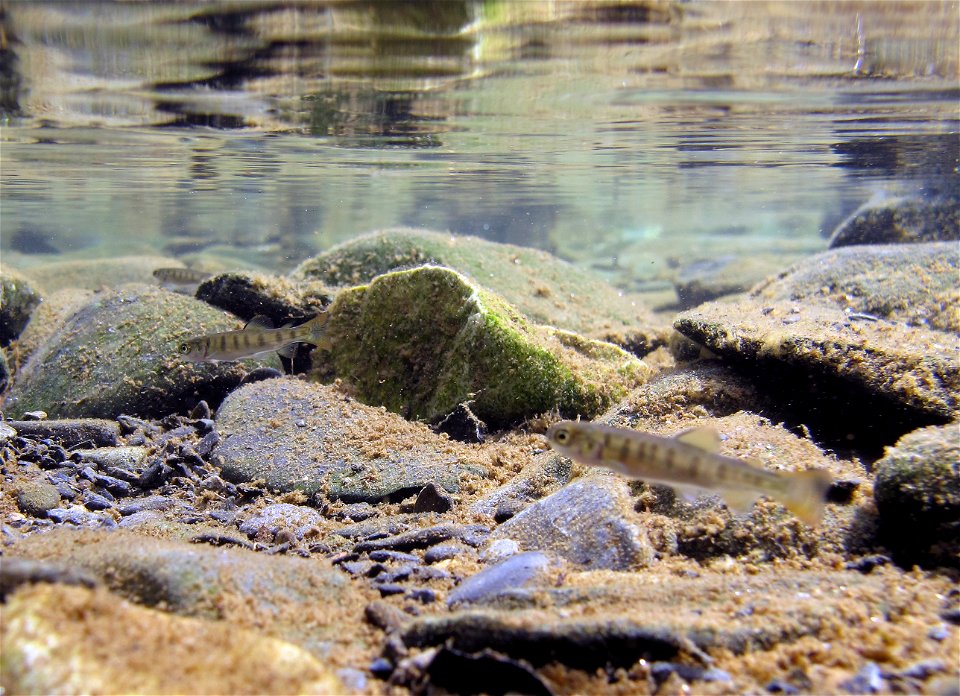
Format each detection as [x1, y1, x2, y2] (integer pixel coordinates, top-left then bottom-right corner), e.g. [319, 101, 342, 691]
[1, 0, 957, 296]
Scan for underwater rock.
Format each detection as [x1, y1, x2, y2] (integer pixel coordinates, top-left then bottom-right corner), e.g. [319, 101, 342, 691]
[470, 450, 571, 522]
[829, 195, 959, 248]
[314, 265, 652, 427]
[675, 298, 958, 419]
[291, 228, 668, 355]
[492, 473, 654, 571]
[873, 424, 960, 568]
[752, 241, 959, 333]
[0, 268, 42, 346]
[14, 480, 62, 517]
[7, 287, 94, 369]
[2, 284, 276, 419]
[672, 253, 798, 309]
[195, 271, 333, 325]
[238, 503, 324, 542]
[4, 528, 358, 656]
[447, 551, 554, 607]
[0, 583, 344, 695]
[214, 377, 488, 502]
[20, 254, 182, 293]
[0, 347, 8, 393]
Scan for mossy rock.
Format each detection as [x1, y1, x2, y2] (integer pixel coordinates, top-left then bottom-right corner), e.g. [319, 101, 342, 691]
[2, 284, 277, 419]
[293, 228, 667, 355]
[315, 265, 652, 428]
[873, 424, 960, 568]
[0, 269, 42, 346]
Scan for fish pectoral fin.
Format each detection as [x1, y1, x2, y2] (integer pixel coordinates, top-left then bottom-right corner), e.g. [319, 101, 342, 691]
[674, 426, 721, 452]
[245, 315, 275, 330]
[719, 488, 760, 514]
[276, 343, 298, 359]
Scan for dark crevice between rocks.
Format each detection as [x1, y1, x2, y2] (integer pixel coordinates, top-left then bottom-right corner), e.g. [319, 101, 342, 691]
[722, 359, 950, 463]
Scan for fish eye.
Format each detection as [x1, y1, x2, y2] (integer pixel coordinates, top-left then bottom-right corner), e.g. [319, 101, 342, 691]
[553, 428, 570, 444]
[177, 343, 190, 354]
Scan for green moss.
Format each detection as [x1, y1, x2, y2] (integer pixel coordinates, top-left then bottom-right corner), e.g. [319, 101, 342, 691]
[316, 266, 650, 427]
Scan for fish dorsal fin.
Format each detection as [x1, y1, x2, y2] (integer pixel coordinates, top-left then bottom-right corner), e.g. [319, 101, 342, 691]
[244, 315, 274, 331]
[674, 426, 721, 452]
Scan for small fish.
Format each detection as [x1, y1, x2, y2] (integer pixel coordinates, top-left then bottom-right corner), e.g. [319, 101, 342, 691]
[545, 420, 832, 526]
[153, 267, 213, 293]
[177, 314, 329, 363]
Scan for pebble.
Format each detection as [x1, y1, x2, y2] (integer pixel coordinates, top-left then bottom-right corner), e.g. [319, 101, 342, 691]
[0, 421, 17, 444]
[480, 538, 520, 563]
[6, 418, 119, 447]
[238, 503, 323, 541]
[118, 510, 165, 528]
[79, 467, 134, 497]
[447, 551, 552, 607]
[118, 496, 175, 516]
[81, 491, 114, 511]
[46, 507, 117, 528]
[354, 523, 490, 554]
[424, 542, 469, 564]
[15, 480, 62, 517]
[369, 550, 420, 564]
[413, 482, 453, 513]
[839, 662, 884, 694]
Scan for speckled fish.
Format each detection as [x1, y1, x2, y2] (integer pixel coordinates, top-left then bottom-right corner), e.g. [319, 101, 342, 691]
[545, 420, 832, 526]
[153, 267, 213, 293]
[177, 314, 329, 363]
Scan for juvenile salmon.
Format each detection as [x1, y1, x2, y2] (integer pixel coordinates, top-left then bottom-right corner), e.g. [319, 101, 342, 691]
[546, 420, 831, 526]
[178, 314, 329, 363]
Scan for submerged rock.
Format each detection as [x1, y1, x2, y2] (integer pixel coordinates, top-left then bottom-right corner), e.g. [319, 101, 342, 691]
[829, 195, 959, 248]
[492, 473, 654, 570]
[314, 265, 652, 427]
[18, 255, 180, 293]
[3, 284, 277, 419]
[752, 242, 959, 333]
[196, 271, 333, 325]
[0, 269, 42, 346]
[675, 299, 958, 419]
[4, 528, 360, 657]
[1, 583, 344, 695]
[873, 424, 960, 568]
[214, 377, 488, 502]
[292, 228, 668, 354]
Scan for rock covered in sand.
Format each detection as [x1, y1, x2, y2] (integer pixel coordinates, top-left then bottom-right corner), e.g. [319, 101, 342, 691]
[214, 377, 488, 502]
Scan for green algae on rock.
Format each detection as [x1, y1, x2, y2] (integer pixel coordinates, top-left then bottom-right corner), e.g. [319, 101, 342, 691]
[0, 269, 42, 346]
[829, 195, 960, 248]
[2, 283, 279, 419]
[196, 270, 334, 325]
[292, 228, 668, 354]
[0, 583, 344, 695]
[314, 265, 652, 427]
[214, 377, 488, 502]
[873, 424, 960, 568]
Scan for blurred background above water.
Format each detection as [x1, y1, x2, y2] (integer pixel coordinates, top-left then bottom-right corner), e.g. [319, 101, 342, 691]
[1, 0, 957, 295]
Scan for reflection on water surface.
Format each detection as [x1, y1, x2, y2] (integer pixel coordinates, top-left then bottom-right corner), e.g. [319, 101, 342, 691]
[0, 1, 956, 292]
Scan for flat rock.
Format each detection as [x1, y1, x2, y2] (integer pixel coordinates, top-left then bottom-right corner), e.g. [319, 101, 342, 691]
[829, 196, 959, 248]
[492, 473, 654, 570]
[196, 271, 333, 325]
[0, 268, 42, 346]
[238, 503, 324, 541]
[3, 284, 276, 419]
[292, 228, 668, 354]
[314, 265, 652, 427]
[751, 242, 959, 333]
[19, 254, 181, 293]
[447, 551, 555, 607]
[675, 299, 958, 418]
[873, 424, 960, 568]
[1, 583, 343, 695]
[214, 377, 488, 502]
[4, 528, 362, 658]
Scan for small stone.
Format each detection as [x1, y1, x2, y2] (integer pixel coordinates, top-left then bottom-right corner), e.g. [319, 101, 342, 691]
[407, 588, 437, 604]
[46, 506, 117, 528]
[413, 482, 453, 513]
[0, 421, 17, 444]
[447, 551, 552, 607]
[926, 624, 949, 642]
[16, 481, 62, 517]
[238, 503, 323, 542]
[839, 662, 884, 694]
[81, 491, 114, 511]
[480, 538, 520, 563]
[368, 550, 420, 564]
[424, 542, 469, 564]
[23, 411, 48, 421]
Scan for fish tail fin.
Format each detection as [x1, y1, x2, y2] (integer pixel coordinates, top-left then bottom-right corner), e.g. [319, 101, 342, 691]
[779, 469, 832, 527]
[299, 312, 331, 348]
